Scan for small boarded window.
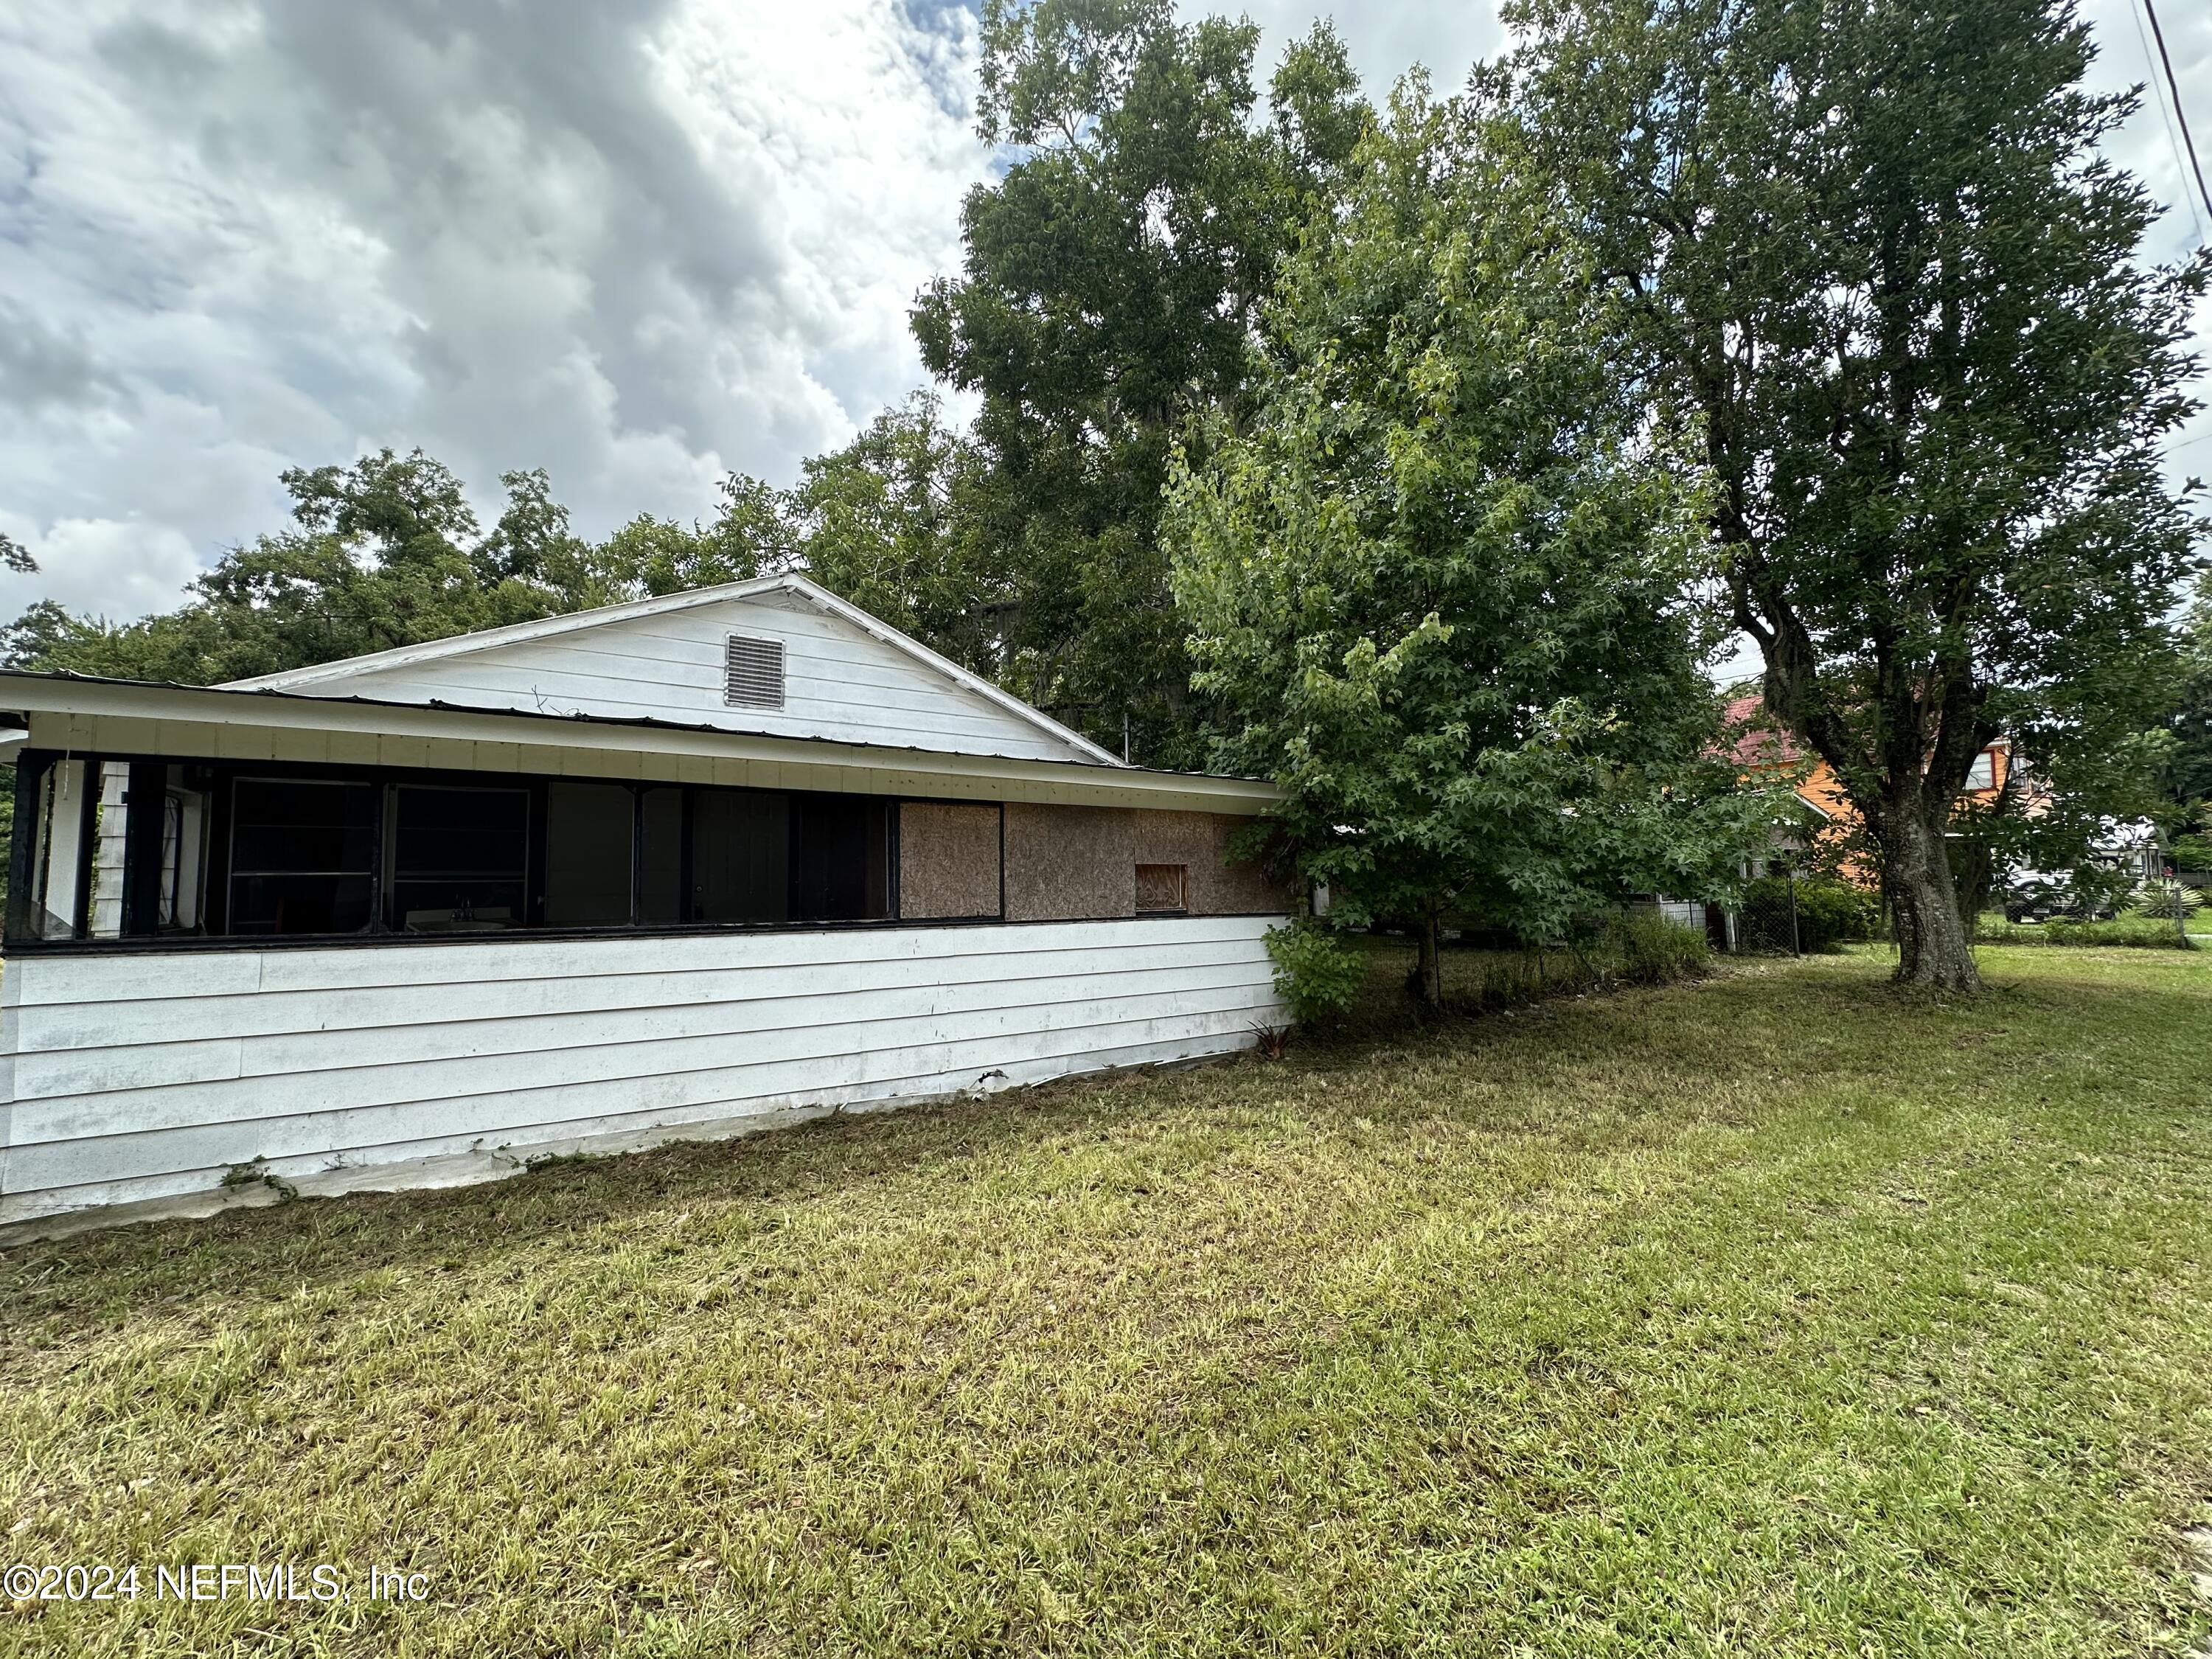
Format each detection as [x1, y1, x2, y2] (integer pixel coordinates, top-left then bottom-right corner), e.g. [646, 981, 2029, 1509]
[725, 634, 785, 709]
[1135, 863, 1189, 915]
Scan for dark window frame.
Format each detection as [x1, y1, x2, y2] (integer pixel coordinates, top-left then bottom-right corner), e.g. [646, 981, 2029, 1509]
[4, 750, 914, 953]
[226, 773, 386, 939]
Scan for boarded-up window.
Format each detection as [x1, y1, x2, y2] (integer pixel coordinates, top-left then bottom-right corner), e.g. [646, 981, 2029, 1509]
[1135, 863, 1189, 914]
[899, 802, 1002, 920]
[724, 635, 785, 709]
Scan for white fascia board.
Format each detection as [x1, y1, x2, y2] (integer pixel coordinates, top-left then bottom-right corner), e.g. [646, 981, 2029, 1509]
[1, 675, 1281, 814]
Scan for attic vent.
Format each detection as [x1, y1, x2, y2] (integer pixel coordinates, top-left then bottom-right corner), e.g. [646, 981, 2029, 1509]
[723, 635, 785, 709]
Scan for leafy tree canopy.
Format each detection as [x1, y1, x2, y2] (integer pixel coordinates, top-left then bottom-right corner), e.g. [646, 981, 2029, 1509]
[2167, 570, 2212, 813]
[1498, 0, 2211, 990]
[1168, 83, 1776, 998]
[914, 0, 1368, 765]
[1, 451, 786, 684]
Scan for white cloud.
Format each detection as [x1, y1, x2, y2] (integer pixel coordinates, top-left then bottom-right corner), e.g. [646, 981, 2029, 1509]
[0, 0, 988, 621]
[0, 0, 2204, 644]
[4, 517, 205, 621]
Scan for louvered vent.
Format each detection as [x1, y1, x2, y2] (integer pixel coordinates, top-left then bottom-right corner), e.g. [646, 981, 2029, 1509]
[724, 635, 786, 709]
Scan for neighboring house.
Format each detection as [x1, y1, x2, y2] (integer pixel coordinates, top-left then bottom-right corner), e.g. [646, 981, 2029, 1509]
[1719, 692, 2013, 880]
[1719, 696, 2165, 925]
[0, 575, 1293, 1235]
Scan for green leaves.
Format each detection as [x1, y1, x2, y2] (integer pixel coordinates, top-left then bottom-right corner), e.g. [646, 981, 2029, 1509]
[916, 4, 1368, 766]
[790, 393, 1006, 678]
[0, 452, 793, 684]
[1169, 85, 1770, 947]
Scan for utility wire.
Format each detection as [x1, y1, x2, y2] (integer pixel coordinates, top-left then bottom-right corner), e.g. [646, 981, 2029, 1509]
[2130, 0, 2205, 243]
[2141, 0, 2212, 232]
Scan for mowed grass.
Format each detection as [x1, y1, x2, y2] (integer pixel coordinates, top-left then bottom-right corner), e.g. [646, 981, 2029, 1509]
[4, 947, 2211, 1657]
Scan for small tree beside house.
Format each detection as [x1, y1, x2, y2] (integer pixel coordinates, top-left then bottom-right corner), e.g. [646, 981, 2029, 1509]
[1169, 87, 1775, 1004]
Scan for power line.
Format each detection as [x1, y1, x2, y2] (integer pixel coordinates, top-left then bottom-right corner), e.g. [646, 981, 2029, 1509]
[2129, 0, 2204, 243]
[2141, 0, 2212, 232]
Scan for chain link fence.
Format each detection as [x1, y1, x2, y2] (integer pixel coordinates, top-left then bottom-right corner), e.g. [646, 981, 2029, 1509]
[1732, 872, 1801, 955]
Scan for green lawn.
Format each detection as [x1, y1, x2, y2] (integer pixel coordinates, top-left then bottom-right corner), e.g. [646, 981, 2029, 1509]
[4, 945, 2211, 1656]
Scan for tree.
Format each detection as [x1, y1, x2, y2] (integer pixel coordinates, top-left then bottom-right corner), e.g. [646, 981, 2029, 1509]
[0, 530, 34, 574]
[914, 0, 1367, 765]
[1501, 0, 2210, 989]
[0, 453, 791, 684]
[2167, 570, 2212, 810]
[1168, 85, 1771, 1001]
[581, 476, 792, 605]
[791, 393, 1009, 675]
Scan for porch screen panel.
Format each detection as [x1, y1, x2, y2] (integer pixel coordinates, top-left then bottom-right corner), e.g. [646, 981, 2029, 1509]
[792, 796, 892, 921]
[691, 788, 789, 924]
[545, 782, 634, 926]
[229, 779, 378, 936]
[640, 786, 684, 925]
[392, 785, 528, 931]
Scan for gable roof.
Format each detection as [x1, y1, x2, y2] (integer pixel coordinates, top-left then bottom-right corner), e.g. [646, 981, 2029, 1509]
[223, 573, 1127, 768]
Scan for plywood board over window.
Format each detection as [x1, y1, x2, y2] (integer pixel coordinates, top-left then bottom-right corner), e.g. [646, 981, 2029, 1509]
[1135, 863, 1189, 914]
[1130, 810, 1289, 915]
[1003, 804, 1135, 921]
[898, 802, 1002, 920]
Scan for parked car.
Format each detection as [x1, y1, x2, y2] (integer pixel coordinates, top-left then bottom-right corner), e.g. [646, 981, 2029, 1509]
[2002, 873, 2117, 924]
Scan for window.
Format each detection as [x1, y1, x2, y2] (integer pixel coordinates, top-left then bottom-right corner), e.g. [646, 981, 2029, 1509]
[1964, 751, 1997, 791]
[791, 796, 891, 921]
[724, 635, 785, 709]
[23, 757, 98, 939]
[229, 779, 378, 935]
[684, 790, 892, 923]
[545, 782, 633, 926]
[1135, 863, 1189, 914]
[692, 788, 789, 922]
[10, 754, 909, 948]
[392, 785, 528, 932]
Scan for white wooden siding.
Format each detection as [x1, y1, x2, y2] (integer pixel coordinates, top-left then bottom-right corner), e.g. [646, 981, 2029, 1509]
[324, 597, 1086, 763]
[1632, 898, 1706, 931]
[0, 915, 1287, 1227]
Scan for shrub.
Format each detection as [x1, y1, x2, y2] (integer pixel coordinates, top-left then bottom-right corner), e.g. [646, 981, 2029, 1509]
[1791, 877, 1879, 950]
[1612, 913, 1710, 984]
[1978, 915, 2193, 949]
[2171, 832, 2211, 872]
[1264, 922, 1368, 1026]
[2127, 879, 2202, 919]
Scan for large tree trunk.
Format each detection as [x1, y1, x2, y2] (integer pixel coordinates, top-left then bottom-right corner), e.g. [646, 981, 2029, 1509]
[1882, 805, 1980, 991]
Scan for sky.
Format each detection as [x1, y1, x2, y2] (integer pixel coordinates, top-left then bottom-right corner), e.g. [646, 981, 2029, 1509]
[0, 0, 2207, 631]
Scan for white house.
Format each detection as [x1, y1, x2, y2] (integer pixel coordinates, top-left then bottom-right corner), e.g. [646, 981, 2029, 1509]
[0, 575, 1292, 1237]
